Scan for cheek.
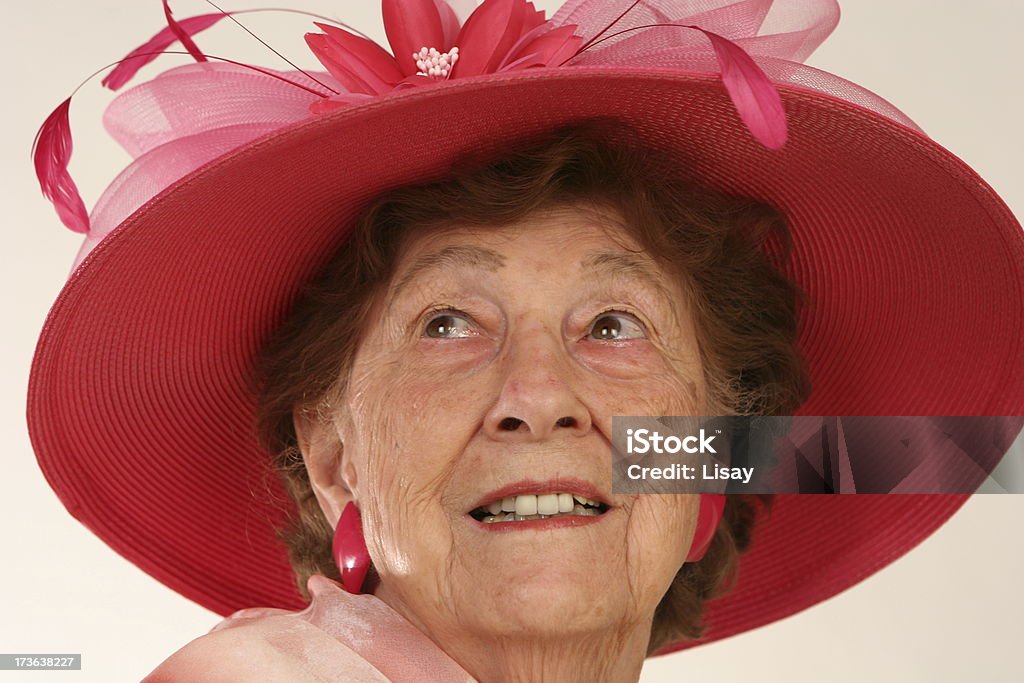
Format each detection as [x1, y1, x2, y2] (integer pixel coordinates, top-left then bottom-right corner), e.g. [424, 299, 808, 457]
[625, 493, 694, 592]
[344, 400, 459, 584]
[345, 357, 488, 544]
[587, 372, 702, 438]
[574, 336, 703, 420]
[349, 391, 452, 508]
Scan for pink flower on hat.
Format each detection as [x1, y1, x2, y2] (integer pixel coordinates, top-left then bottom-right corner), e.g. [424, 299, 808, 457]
[305, 0, 585, 113]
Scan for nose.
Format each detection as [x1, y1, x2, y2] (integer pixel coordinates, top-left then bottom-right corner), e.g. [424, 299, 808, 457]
[483, 326, 592, 441]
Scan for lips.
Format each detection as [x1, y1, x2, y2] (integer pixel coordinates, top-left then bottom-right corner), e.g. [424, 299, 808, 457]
[467, 477, 612, 523]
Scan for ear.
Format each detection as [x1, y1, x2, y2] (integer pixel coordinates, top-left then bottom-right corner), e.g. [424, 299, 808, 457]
[292, 404, 358, 529]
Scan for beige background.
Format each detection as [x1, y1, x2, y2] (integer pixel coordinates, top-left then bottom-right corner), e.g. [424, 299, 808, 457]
[3, 1, 1022, 681]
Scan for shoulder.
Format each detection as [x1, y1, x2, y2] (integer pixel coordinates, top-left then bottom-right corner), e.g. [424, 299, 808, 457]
[140, 620, 317, 683]
[141, 612, 390, 682]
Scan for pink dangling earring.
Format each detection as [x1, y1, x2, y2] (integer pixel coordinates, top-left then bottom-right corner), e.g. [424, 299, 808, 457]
[685, 494, 727, 563]
[333, 501, 371, 594]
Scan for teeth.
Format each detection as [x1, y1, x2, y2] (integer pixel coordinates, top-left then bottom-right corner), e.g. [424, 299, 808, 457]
[558, 493, 573, 513]
[473, 491, 606, 523]
[536, 493, 559, 515]
[473, 491, 606, 524]
[515, 495, 538, 516]
[490, 509, 598, 523]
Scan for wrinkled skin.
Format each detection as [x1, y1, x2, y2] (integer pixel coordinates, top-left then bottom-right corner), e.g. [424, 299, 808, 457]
[295, 203, 706, 682]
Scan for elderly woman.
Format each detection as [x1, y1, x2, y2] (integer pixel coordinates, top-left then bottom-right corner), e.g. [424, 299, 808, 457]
[26, 0, 1023, 681]
[234, 123, 803, 679]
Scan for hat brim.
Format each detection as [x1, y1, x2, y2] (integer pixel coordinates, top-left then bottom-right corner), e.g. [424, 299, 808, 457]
[27, 66, 1024, 654]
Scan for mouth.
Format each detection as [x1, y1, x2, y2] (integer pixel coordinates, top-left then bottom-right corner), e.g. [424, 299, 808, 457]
[467, 479, 612, 524]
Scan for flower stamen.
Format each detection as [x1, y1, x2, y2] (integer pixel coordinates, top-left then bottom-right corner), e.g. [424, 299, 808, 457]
[414, 46, 459, 78]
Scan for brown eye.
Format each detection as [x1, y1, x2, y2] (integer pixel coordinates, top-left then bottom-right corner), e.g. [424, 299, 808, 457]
[424, 311, 475, 338]
[588, 312, 645, 341]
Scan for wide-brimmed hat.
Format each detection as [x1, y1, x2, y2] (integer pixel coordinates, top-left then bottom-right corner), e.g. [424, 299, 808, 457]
[27, 0, 1024, 657]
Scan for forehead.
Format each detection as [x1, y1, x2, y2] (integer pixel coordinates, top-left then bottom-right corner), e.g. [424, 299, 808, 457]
[395, 202, 648, 268]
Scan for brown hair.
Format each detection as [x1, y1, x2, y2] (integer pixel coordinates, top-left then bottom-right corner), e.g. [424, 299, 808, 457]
[252, 118, 811, 654]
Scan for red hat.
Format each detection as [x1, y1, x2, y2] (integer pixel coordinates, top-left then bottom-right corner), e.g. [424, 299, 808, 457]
[27, 0, 1024, 657]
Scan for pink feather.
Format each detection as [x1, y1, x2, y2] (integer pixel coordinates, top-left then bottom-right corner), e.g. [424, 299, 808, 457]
[32, 97, 89, 234]
[103, 13, 227, 91]
[163, 0, 207, 63]
[691, 26, 788, 150]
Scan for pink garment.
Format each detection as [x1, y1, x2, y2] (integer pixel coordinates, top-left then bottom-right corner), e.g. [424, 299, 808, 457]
[142, 574, 478, 682]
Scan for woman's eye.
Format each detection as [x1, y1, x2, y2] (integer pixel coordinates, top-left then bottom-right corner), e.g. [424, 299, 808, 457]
[423, 311, 476, 338]
[587, 312, 646, 341]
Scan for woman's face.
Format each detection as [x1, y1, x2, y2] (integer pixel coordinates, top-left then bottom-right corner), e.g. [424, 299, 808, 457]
[309, 203, 708, 640]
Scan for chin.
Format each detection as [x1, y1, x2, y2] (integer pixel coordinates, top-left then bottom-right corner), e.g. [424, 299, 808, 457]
[464, 562, 628, 632]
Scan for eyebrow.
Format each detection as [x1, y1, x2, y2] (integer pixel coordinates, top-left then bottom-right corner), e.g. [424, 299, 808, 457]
[580, 250, 677, 301]
[386, 244, 677, 309]
[388, 245, 506, 305]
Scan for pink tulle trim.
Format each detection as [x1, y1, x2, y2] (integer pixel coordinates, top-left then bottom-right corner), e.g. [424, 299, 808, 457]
[73, 62, 329, 272]
[45, 0, 928, 273]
